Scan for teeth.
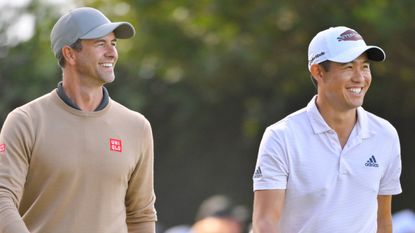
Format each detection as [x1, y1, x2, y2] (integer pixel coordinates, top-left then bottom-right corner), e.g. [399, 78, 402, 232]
[102, 63, 113, 67]
[349, 88, 362, 94]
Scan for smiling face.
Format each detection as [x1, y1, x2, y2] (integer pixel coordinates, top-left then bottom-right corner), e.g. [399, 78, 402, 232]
[315, 53, 372, 113]
[74, 33, 118, 84]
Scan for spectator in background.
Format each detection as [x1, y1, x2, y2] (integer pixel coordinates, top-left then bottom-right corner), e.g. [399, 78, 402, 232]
[191, 217, 240, 233]
[163, 194, 249, 233]
[192, 194, 249, 233]
[393, 209, 415, 233]
[163, 225, 192, 233]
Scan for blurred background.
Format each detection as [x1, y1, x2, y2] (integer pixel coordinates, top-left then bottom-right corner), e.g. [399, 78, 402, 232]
[1, 0, 414, 232]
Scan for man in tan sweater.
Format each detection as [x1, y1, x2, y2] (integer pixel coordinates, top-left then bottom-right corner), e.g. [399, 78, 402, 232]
[0, 7, 157, 233]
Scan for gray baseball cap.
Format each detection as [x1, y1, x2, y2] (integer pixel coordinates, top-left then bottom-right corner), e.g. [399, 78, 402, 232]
[50, 7, 135, 57]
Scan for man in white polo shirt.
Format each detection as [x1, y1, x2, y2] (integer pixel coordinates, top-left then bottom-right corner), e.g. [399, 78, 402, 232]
[252, 26, 402, 233]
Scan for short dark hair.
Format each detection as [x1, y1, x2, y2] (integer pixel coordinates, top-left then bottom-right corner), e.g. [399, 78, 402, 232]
[319, 60, 332, 72]
[310, 60, 332, 88]
[56, 39, 83, 68]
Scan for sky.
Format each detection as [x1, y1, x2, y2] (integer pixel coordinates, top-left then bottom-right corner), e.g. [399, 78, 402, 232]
[0, 0, 69, 7]
[0, 0, 73, 47]
[0, 0, 31, 8]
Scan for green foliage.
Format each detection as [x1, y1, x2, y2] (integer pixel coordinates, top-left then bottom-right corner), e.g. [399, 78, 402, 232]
[1, 0, 414, 229]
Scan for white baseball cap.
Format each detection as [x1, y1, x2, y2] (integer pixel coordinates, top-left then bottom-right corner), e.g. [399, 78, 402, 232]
[50, 7, 135, 58]
[307, 26, 385, 71]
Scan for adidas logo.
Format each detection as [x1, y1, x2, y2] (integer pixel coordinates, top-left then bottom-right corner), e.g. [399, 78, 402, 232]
[365, 155, 379, 168]
[253, 167, 262, 178]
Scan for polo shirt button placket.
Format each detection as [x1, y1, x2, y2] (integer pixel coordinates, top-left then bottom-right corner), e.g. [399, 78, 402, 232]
[328, 130, 347, 175]
[339, 148, 350, 175]
[328, 130, 339, 151]
[339, 157, 348, 175]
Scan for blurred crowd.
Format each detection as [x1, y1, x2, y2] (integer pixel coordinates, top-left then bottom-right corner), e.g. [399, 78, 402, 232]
[156, 195, 415, 233]
[393, 209, 415, 233]
[158, 195, 251, 233]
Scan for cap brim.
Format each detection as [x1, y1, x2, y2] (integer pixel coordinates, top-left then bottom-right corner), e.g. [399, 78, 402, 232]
[330, 45, 386, 63]
[366, 46, 386, 62]
[80, 22, 135, 40]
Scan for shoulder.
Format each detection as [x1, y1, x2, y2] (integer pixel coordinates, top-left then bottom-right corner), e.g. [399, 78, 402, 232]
[259, 108, 310, 150]
[266, 107, 308, 135]
[1, 92, 55, 139]
[15, 91, 56, 113]
[108, 99, 151, 127]
[364, 110, 398, 138]
[6, 91, 55, 123]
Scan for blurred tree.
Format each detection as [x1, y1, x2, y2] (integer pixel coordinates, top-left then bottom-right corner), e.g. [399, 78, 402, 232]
[0, 0, 414, 230]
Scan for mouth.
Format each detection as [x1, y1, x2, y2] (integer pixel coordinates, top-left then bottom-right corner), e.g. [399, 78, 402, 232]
[100, 62, 114, 68]
[348, 87, 363, 94]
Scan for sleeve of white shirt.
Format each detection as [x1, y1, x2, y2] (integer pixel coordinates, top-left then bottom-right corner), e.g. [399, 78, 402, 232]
[378, 128, 402, 195]
[253, 126, 289, 191]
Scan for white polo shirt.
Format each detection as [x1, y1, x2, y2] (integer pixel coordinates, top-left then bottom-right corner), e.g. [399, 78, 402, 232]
[253, 96, 402, 233]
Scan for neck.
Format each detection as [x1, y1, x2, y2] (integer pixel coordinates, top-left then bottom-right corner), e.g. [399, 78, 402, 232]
[316, 98, 357, 148]
[62, 72, 104, 112]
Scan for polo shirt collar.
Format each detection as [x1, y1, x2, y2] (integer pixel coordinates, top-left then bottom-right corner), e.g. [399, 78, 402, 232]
[306, 96, 331, 134]
[356, 106, 372, 139]
[306, 95, 373, 139]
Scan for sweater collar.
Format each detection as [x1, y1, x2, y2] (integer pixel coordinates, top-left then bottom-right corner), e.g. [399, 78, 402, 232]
[56, 81, 109, 111]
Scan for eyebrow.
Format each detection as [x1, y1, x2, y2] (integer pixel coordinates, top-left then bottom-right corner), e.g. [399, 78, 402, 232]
[94, 38, 117, 43]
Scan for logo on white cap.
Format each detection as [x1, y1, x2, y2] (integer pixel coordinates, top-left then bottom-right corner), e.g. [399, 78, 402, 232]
[337, 30, 363, 41]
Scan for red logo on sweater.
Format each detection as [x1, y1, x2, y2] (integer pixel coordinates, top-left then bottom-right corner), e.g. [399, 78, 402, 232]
[0, 144, 5, 153]
[109, 139, 122, 152]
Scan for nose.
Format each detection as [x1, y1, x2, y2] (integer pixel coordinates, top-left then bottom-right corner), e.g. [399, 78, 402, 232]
[352, 68, 367, 82]
[105, 45, 117, 58]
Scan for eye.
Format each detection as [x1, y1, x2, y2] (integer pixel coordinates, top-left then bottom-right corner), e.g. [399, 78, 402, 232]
[344, 64, 353, 69]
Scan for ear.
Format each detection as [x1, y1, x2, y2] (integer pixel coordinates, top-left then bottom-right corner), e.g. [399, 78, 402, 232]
[62, 46, 77, 66]
[310, 64, 324, 83]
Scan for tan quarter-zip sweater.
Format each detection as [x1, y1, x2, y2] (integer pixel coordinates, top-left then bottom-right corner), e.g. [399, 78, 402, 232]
[0, 90, 156, 233]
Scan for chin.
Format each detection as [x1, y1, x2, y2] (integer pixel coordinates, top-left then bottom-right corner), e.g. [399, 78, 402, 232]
[350, 101, 364, 108]
[101, 76, 115, 84]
